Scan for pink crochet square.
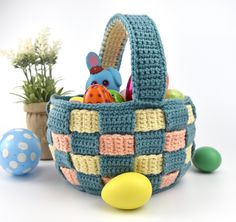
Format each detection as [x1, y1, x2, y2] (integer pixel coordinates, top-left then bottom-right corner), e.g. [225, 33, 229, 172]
[164, 129, 186, 152]
[160, 171, 179, 189]
[52, 132, 71, 152]
[102, 177, 112, 184]
[99, 134, 134, 155]
[60, 167, 80, 185]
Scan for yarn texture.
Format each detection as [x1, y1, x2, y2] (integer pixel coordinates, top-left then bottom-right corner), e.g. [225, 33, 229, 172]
[47, 14, 196, 195]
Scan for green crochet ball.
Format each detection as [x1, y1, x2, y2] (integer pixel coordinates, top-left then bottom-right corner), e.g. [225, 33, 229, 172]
[192, 147, 222, 173]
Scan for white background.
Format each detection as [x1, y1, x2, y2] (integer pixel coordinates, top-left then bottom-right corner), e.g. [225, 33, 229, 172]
[0, 0, 235, 221]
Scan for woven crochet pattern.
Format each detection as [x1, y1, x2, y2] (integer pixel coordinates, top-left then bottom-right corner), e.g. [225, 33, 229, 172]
[47, 14, 196, 196]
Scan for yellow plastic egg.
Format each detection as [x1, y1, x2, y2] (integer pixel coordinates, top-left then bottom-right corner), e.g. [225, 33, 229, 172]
[101, 172, 152, 210]
[69, 96, 84, 103]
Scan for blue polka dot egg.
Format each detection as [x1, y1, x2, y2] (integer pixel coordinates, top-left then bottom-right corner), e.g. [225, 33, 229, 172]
[0, 128, 41, 176]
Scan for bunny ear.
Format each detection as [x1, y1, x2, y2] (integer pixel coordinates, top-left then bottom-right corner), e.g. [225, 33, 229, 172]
[86, 52, 101, 70]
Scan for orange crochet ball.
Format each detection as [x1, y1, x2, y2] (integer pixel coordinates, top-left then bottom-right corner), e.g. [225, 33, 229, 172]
[83, 84, 114, 104]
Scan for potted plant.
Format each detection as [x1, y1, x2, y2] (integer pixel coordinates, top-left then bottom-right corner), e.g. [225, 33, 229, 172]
[2, 29, 70, 160]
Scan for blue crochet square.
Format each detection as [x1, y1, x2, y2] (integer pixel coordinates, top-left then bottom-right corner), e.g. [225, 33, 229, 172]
[54, 150, 73, 169]
[163, 149, 186, 174]
[71, 132, 99, 155]
[135, 130, 165, 155]
[46, 128, 53, 145]
[186, 124, 196, 146]
[48, 106, 70, 134]
[55, 162, 63, 175]
[175, 162, 191, 184]
[179, 162, 191, 178]
[146, 174, 162, 194]
[99, 106, 135, 134]
[77, 173, 103, 195]
[191, 142, 196, 157]
[163, 100, 188, 131]
[100, 155, 134, 177]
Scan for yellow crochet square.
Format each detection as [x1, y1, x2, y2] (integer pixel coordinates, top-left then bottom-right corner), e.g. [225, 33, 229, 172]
[134, 154, 163, 174]
[186, 105, 195, 125]
[185, 144, 193, 164]
[49, 144, 56, 160]
[70, 154, 100, 175]
[135, 109, 165, 132]
[70, 110, 99, 133]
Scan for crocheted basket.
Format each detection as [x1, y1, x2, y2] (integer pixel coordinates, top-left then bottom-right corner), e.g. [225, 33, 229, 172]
[46, 14, 196, 196]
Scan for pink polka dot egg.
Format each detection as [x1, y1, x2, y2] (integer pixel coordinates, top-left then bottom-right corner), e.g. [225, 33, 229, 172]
[0, 128, 41, 176]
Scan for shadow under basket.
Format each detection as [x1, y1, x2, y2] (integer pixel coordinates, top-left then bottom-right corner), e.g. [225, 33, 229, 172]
[46, 14, 196, 196]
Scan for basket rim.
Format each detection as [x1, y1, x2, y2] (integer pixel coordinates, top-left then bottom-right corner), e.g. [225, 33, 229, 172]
[47, 94, 193, 113]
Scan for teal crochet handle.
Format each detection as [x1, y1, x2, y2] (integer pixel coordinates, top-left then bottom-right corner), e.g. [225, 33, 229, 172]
[99, 14, 167, 103]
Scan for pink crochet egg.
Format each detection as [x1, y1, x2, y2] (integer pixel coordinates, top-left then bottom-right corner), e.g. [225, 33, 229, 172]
[125, 76, 132, 101]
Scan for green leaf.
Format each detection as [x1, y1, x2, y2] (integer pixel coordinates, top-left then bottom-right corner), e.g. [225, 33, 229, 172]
[56, 87, 64, 95]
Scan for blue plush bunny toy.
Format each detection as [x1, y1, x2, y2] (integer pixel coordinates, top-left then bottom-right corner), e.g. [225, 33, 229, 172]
[85, 52, 122, 91]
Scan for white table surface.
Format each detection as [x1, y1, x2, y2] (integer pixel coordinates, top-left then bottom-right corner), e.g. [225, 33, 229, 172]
[0, 153, 234, 222]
